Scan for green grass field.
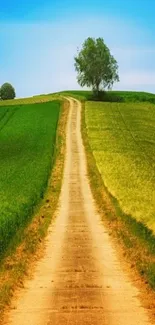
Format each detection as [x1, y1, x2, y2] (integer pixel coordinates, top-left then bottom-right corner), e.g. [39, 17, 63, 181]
[0, 101, 60, 259]
[85, 101, 155, 233]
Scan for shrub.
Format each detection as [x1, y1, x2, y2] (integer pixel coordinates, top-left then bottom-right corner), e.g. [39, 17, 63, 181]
[0, 83, 16, 100]
[91, 91, 123, 102]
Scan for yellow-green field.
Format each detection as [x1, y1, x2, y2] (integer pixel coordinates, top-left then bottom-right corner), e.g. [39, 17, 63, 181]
[85, 101, 155, 232]
[0, 94, 60, 106]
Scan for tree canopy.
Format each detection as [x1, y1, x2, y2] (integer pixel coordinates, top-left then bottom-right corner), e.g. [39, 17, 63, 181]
[74, 37, 119, 96]
[0, 83, 16, 100]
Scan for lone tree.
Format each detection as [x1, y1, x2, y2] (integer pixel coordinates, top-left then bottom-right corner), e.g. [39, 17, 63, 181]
[0, 83, 16, 100]
[74, 37, 119, 97]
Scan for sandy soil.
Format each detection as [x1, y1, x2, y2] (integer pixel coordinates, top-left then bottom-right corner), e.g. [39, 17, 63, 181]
[6, 98, 151, 325]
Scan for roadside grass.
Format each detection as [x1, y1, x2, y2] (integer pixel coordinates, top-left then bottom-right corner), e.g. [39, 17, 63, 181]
[82, 100, 155, 291]
[60, 90, 92, 101]
[0, 99, 69, 319]
[0, 101, 60, 260]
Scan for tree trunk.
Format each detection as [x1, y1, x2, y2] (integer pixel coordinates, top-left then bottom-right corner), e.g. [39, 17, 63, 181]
[92, 83, 99, 100]
[95, 83, 100, 100]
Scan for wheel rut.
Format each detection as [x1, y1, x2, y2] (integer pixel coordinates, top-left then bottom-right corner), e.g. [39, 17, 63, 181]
[6, 98, 151, 325]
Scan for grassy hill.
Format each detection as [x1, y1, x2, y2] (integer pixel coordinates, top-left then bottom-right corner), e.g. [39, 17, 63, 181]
[0, 88, 155, 258]
[0, 89, 155, 292]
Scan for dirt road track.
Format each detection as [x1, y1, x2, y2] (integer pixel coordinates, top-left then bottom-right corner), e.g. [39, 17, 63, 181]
[7, 98, 151, 325]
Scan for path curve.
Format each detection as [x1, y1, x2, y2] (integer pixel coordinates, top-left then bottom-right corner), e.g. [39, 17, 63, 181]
[6, 98, 151, 325]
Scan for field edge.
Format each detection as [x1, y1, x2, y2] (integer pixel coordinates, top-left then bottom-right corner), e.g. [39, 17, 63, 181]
[0, 99, 69, 321]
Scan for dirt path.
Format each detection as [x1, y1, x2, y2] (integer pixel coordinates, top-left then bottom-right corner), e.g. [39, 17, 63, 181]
[6, 98, 151, 325]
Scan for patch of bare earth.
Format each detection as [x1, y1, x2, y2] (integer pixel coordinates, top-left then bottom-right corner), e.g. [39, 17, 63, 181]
[4, 98, 152, 325]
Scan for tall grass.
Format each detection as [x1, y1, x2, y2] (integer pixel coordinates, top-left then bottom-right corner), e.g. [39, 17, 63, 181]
[0, 101, 60, 259]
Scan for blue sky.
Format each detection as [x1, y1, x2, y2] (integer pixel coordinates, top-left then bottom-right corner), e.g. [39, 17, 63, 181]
[0, 0, 155, 97]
